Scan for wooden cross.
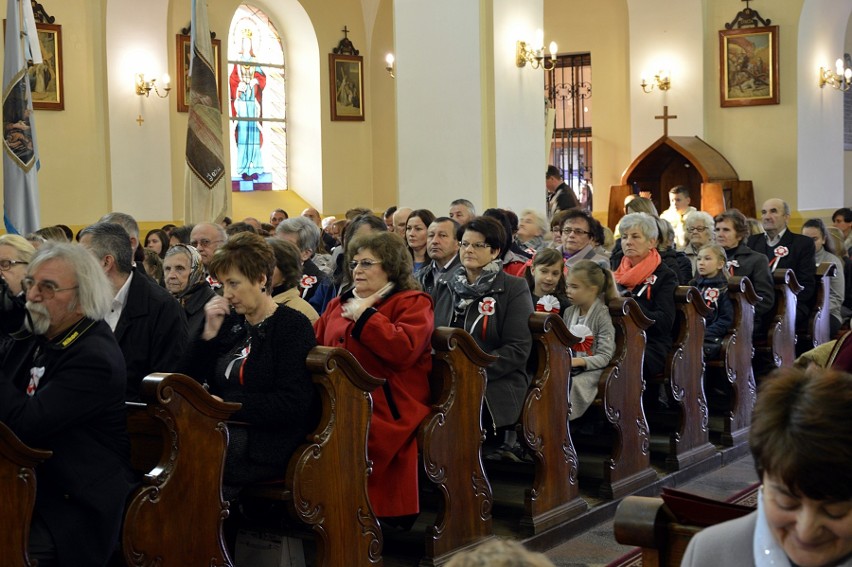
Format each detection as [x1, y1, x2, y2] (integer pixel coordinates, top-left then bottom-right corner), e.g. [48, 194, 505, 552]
[655, 105, 677, 137]
[136, 115, 144, 127]
[341, 26, 350, 39]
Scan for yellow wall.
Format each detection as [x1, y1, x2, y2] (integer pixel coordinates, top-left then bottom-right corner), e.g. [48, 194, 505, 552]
[369, 0, 398, 213]
[544, 0, 631, 215]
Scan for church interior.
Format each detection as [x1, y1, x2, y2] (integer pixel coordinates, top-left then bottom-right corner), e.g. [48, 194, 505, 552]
[2, 0, 852, 566]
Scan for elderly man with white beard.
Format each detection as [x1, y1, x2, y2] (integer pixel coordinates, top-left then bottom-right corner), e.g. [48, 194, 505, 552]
[0, 242, 135, 566]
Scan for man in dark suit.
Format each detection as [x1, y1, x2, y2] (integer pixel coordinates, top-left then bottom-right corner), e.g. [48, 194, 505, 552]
[79, 222, 188, 401]
[417, 217, 461, 296]
[0, 242, 135, 565]
[747, 198, 816, 327]
[546, 165, 580, 219]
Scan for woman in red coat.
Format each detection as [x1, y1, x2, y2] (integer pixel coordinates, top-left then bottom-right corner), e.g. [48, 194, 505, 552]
[314, 231, 434, 522]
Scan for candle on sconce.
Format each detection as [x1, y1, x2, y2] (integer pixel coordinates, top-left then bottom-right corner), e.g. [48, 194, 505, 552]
[549, 41, 558, 61]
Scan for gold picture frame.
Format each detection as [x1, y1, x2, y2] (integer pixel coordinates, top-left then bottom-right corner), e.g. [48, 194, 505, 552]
[719, 26, 779, 108]
[176, 33, 222, 113]
[30, 23, 63, 111]
[329, 53, 364, 121]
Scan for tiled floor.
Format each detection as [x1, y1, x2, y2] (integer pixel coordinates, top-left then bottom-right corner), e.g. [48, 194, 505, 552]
[542, 454, 758, 567]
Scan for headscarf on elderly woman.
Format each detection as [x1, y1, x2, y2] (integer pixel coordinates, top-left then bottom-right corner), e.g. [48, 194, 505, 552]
[163, 244, 215, 339]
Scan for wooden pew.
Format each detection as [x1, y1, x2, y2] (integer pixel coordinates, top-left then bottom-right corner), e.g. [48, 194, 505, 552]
[0, 422, 51, 567]
[706, 276, 758, 447]
[519, 313, 588, 534]
[576, 297, 657, 499]
[754, 269, 801, 373]
[123, 372, 241, 566]
[613, 494, 754, 567]
[242, 347, 386, 567]
[419, 327, 496, 565]
[649, 286, 715, 471]
[799, 262, 837, 352]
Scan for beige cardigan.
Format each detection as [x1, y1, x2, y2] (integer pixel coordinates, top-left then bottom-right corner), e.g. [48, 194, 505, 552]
[272, 287, 320, 323]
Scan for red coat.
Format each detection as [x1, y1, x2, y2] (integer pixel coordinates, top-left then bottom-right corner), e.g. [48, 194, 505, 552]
[314, 289, 433, 517]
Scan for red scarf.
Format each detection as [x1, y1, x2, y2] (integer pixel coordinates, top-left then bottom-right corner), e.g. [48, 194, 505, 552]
[613, 248, 662, 289]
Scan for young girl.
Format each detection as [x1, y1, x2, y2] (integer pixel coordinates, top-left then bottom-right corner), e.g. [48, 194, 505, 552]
[562, 260, 617, 420]
[690, 244, 734, 357]
[524, 248, 571, 315]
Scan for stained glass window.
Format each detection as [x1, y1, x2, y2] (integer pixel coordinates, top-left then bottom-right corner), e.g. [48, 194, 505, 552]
[228, 4, 287, 191]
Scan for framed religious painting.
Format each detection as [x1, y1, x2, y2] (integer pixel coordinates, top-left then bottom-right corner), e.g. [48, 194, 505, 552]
[329, 53, 364, 121]
[29, 23, 64, 110]
[176, 34, 222, 113]
[719, 25, 779, 108]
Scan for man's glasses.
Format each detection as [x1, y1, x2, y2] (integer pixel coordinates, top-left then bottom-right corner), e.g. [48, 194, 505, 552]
[561, 227, 590, 236]
[189, 238, 223, 248]
[0, 259, 28, 271]
[349, 259, 383, 270]
[21, 277, 79, 299]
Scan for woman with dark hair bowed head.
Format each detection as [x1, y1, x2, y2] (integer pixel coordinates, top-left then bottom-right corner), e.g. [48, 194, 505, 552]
[682, 366, 852, 567]
[144, 228, 170, 259]
[613, 213, 678, 382]
[180, 232, 317, 500]
[314, 231, 434, 524]
[266, 237, 319, 323]
[405, 208, 435, 273]
[802, 218, 845, 338]
[432, 216, 534, 461]
[163, 244, 215, 340]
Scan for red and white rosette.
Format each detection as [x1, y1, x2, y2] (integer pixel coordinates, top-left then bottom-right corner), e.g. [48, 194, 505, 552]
[703, 287, 720, 307]
[569, 323, 594, 353]
[769, 246, 788, 271]
[471, 297, 496, 339]
[535, 295, 561, 313]
[636, 274, 658, 300]
[300, 275, 318, 298]
[206, 274, 221, 289]
[726, 259, 739, 276]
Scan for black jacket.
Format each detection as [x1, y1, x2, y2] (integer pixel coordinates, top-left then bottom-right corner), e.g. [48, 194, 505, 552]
[747, 230, 816, 326]
[0, 318, 135, 566]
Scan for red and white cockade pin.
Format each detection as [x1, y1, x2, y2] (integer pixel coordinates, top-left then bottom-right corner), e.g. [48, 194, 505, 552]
[536, 295, 560, 313]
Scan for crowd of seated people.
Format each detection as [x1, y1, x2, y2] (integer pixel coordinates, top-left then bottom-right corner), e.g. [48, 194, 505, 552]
[3, 168, 852, 564]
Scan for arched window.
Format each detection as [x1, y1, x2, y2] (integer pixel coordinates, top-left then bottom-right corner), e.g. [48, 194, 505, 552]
[228, 4, 287, 191]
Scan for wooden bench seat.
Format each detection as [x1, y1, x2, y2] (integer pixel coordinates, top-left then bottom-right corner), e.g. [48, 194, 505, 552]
[419, 327, 496, 565]
[0, 422, 51, 567]
[799, 262, 837, 353]
[517, 312, 588, 533]
[241, 346, 385, 567]
[648, 286, 715, 471]
[706, 276, 758, 447]
[123, 372, 241, 566]
[576, 297, 657, 499]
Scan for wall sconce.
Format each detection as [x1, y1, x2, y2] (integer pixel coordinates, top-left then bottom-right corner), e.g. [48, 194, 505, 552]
[516, 30, 557, 72]
[385, 53, 395, 79]
[640, 70, 671, 93]
[135, 73, 171, 98]
[819, 58, 852, 92]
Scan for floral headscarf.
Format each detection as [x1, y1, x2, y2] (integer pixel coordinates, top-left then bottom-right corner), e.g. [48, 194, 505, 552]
[164, 244, 206, 300]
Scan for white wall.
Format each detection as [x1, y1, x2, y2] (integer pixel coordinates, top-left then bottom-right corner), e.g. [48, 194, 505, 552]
[797, 0, 852, 211]
[492, 0, 547, 214]
[627, 0, 704, 155]
[394, 0, 485, 212]
[106, 0, 173, 219]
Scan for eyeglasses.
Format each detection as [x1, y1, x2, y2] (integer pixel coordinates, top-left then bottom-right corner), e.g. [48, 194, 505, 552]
[561, 227, 590, 236]
[459, 241, 491, 250]
[189, 238, 223, 248]
[686, 226, 709, 233]
[21, 277, 79, 299]
[349, 259, 383, 270]
[0, 259, 28, 271]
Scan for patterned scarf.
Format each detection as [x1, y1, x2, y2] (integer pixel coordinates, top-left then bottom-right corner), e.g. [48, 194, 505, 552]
[168, 244, 206, 303]
[613, 248, 662, 290]
[448, 260, 501, 311]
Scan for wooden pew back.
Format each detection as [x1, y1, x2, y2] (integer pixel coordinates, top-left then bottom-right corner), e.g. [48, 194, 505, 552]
[653, 286, 715, 470]
[0, 422, 51, 567]
[754, 269, 801, 372]
[123, 372, 241, 567]
[520, 313, 587, 533]
[577, 297, 656, 499]
[419, 327, 496, 563]
[707, 276, 758, 447]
